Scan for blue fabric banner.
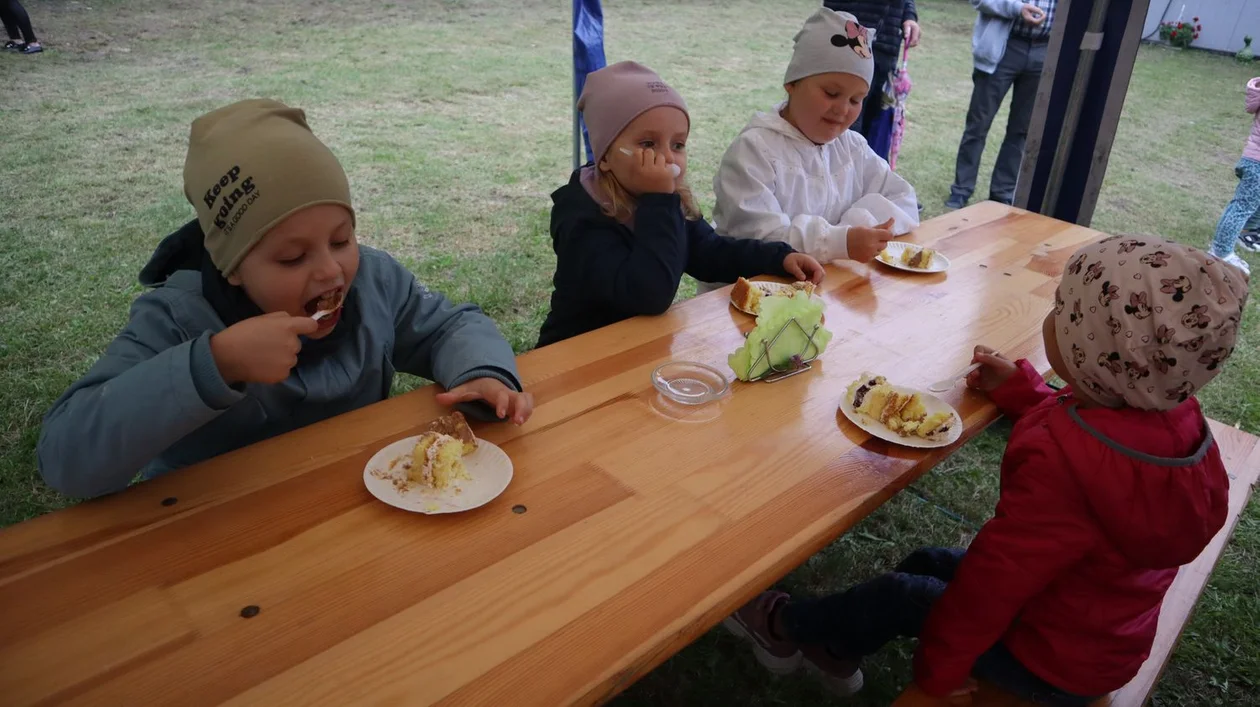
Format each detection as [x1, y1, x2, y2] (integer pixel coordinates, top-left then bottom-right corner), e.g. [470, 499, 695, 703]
[573, 0, 606, 166]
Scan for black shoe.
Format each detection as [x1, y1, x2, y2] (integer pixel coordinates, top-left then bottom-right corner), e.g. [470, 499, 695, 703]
[3, 40, 23, 51]
[917, 202, 924, 213]
[20, 42, 42, 54]
[1240, 231, 1260, 253]
[989, 194, 1014, 205]
[944, 195, 967, 210]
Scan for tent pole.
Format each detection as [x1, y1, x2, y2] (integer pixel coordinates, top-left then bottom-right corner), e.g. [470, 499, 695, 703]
[1041, 0, 1111, 217]
[573, 67, 581, 170]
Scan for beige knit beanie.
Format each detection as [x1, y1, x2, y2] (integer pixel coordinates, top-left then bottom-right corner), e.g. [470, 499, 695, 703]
[183, 99, 354, 274]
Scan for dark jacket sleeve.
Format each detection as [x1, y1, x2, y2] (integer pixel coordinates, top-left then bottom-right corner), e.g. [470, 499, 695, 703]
[683, 218, 794, 285]
[904, 0, 918, 22]
[555, 192, 689, 317]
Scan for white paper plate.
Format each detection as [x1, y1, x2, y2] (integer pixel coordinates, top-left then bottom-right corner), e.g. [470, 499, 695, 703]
[876, 242, 950, 273]
[839, 376, 963, 449]
[730, 281, 821, 315]
[364, 436, 513, 514]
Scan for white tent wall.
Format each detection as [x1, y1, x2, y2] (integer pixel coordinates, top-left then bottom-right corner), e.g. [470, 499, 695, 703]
[1144, 0, 1260, 53]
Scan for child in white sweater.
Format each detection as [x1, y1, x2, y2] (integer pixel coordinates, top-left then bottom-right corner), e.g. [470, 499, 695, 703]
[709, 8, 918, 292]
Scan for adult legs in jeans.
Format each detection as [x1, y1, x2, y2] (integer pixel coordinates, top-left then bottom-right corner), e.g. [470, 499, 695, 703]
[776, 547, 1097, 707]
[949, 40, 1039, 204]
[990, 41, 1046, 203]
[1211, 158, 1260, 256]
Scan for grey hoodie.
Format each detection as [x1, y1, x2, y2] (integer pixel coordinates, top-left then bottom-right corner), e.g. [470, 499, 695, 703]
[971, 0, 1028, 74]
[38, 225, 521, 499]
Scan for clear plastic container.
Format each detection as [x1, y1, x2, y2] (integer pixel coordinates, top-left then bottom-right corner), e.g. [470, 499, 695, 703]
[651, 361, 730, 406]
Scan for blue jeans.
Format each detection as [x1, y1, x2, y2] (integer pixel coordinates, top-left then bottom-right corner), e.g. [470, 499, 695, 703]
[1211, 157, 1260, 256]
[778, 547, 1098, 707]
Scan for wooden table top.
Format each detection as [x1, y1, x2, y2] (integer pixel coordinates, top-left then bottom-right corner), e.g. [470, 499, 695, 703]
[0, 203, 1107, 707]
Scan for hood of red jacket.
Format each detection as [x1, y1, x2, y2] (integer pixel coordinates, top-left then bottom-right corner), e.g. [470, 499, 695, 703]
[1050, 397, 1228, 569]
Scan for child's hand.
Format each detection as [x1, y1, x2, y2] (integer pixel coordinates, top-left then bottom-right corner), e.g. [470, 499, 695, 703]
[622, 147, 678, 195]
[847, 217, 895, 262]
[210, 312, 319, 385]
[783, 252, 826, 284]
[436, 378, 534, 425]
[966, 346, 1018, 392]
[1021, 3, 1047, 25]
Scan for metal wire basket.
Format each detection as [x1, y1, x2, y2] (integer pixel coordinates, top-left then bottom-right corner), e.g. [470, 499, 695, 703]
[748, 317, 823, 383]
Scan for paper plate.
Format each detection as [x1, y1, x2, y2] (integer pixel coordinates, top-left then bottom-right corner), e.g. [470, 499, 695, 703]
[364, 436, 513, 514]
[839, 375, 963, 449]
[730, 281, 822, 315]
[876, 242, 950, 273]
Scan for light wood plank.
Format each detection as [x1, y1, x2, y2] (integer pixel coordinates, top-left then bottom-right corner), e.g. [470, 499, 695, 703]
[1105, 422, 1260, 707]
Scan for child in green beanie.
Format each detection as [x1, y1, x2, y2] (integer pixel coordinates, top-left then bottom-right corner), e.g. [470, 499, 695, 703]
[39, 99, 532, 499]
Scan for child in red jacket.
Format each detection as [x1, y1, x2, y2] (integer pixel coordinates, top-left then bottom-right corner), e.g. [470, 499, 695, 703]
[724, 236, 1248, 705]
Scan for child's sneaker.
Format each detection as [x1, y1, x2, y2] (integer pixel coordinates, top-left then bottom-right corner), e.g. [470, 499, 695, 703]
[1222, 252, 1251, 277]
[801, 642, 865, 697]
[1239, 230, 1260, 253]
[722, 591, 803, 675]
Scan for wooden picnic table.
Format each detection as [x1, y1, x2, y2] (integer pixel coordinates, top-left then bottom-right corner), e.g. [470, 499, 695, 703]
[0, 202, 1105, 706]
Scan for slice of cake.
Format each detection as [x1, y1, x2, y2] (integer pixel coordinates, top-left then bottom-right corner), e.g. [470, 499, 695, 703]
[730, 277, 763, 313]
[732, 279, 816, 315]
[423, 411, 477, 455]
[900, 394, 928, 422]
[917, 411, 954, 439]
[855, 383, 893, 421]
[409, 432, 469, 490]
[899, 246, 937, 270]
[848, 374, 954, 440]
[847, 374, 887, 411]
[787, 281, 817, 298]
[884, 391, 918, 425]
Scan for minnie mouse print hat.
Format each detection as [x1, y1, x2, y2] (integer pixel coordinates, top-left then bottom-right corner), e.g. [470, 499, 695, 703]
[1053, 235, 1248, 410]
[784, 8, 875, 88]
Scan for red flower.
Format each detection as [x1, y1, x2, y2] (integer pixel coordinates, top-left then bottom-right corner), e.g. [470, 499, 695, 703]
[1193, 16, 1200, 21]
[1197, 24, 1202, 30]
[1177, 22, 1184, 27]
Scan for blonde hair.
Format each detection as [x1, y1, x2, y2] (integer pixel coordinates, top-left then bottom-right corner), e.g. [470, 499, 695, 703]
[595, 168, 702, 222]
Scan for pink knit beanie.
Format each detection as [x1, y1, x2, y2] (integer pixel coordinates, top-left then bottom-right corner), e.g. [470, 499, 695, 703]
[577, 61, 690, 163]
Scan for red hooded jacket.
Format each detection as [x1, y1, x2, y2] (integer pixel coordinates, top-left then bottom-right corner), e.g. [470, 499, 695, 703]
[913, 360, 1230, 697]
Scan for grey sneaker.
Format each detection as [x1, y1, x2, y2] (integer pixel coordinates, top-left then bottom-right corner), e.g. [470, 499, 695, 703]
[800, 642, 865, 697]
[722, 591, 803, 675]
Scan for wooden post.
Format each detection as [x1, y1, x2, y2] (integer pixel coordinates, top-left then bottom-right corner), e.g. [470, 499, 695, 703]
[1016, 0, 1152, 226]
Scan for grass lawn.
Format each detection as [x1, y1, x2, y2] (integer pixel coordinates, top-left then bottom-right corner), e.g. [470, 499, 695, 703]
[1, 0, 1256, 704]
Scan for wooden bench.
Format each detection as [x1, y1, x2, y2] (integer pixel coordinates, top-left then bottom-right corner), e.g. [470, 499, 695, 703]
[894, 419, 1260, 707]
